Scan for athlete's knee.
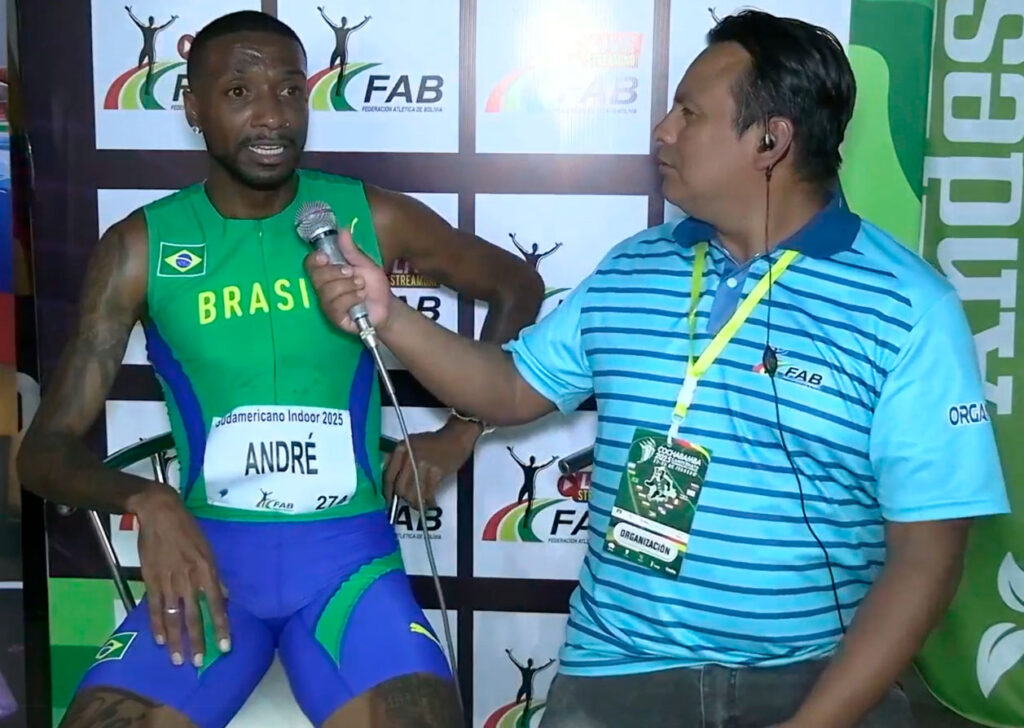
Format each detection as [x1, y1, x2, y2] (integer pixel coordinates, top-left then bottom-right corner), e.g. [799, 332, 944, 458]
[60, 687, 197, 728]
[324, 673, 462, 728]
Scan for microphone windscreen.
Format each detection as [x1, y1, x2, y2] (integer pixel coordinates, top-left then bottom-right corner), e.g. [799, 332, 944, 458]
[295, 200, 337, 243]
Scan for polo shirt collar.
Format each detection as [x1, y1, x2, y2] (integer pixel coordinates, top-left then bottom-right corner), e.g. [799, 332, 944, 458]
[671, 188, 861, 260]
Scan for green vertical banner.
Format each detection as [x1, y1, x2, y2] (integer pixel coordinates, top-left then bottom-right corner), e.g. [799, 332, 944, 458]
[841, 0, 936, 250]
[915, 1, 1024, 726]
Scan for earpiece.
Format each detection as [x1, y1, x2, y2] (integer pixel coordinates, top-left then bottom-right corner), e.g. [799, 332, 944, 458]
[761, 131, 776, 152]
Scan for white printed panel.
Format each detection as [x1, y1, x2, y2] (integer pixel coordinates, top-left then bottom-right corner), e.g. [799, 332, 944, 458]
[382, 407, 458, 577]
[280, 0, 460, 152]
[474, 612, 568, 728]
[98, 189, 176, 365]
[476, 0, 655, 154]
[666, 1, 852, 112]
[92, 1, 261, 149]
[381, 193, 459, 370]
[475, 411, 595, 579]
[474, 194, 648, 331]
[105, 400, 177, 569]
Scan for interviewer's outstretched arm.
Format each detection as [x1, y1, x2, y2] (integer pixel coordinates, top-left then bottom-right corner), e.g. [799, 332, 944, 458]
[304, 231, 556, 426]
[384, 302, 553, 425]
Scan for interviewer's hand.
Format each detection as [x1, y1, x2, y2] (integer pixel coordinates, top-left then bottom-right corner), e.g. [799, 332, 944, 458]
[303, 229, 395, 335]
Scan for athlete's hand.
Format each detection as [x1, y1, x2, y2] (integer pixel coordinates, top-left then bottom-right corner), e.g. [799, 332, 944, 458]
[130, 484, 230, 668]
[304, 229, 394, 335]
[385, 419, 480, 508]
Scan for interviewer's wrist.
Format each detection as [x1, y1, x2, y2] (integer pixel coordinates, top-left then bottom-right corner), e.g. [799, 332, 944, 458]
[375, 293, 412, 340]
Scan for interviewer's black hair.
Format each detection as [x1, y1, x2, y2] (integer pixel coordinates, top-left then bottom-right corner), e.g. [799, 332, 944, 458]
[708, 10, 856, 186]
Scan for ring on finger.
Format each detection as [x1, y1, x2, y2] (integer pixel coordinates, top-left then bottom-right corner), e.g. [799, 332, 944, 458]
[164, 606, 181, 615]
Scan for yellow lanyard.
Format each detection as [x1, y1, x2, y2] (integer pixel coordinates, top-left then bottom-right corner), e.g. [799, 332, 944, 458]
[669, 242, 800, 441]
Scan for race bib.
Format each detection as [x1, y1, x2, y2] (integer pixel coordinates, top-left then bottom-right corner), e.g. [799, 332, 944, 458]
[203, 405, 357, 515]
[603, 428, 710, 578]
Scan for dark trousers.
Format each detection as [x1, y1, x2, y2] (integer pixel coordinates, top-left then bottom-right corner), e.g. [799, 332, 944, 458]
[540, 659, 915, 728]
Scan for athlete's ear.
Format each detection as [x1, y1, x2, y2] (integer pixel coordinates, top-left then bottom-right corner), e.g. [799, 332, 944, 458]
[183, 81, 200, 132]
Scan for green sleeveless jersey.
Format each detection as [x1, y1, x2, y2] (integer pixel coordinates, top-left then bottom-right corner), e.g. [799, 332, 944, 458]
[142, 170, 384, 522]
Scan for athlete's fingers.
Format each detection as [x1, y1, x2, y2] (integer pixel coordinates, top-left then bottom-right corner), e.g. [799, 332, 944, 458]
[182, 584, 205, 668]
[161, 582, 185, 666]
[425, 465, 443, 508]
[147, 590, 166, 646]
[201, 568, 232, 654]
[385, 444, 408, 501]
[394, 455, 417, 508]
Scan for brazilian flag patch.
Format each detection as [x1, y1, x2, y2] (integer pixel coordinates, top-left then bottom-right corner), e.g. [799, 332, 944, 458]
[94, 631, 137, 664]
[158, 242, 207, 277]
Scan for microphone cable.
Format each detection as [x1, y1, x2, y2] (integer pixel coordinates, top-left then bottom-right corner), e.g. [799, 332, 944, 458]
[295, 202, 462, 711]
[362, 326, 464, 710]
[759, 161, 847, 637]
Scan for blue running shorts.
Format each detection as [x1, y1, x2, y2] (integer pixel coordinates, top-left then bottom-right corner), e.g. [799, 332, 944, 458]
[77, 511, 453, 727]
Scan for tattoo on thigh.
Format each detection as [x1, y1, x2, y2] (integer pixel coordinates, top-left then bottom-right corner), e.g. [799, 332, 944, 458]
[61, 688, 156, 728]
[373, 674, 463, 728]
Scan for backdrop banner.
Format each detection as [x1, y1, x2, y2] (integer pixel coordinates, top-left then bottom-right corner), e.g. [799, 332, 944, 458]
[15, 1, 1020, 726]
[915, 2, 1024, 727]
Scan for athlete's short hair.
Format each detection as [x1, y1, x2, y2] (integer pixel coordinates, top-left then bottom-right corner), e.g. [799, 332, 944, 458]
[187, 11, 307, 86]
[707, 10, 856, 187]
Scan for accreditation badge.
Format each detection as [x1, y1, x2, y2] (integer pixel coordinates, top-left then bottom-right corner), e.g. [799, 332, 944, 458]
[603, 428, 710, 578]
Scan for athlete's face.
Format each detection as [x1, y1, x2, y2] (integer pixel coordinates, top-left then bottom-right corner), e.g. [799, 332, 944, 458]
[186, 32, 309, 191]
[653, 43, 763, 219]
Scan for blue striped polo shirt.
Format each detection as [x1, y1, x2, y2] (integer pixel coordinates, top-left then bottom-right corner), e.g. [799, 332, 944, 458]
[505, 193, 1009, 675]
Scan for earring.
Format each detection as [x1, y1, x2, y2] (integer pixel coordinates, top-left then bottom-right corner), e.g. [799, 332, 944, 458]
[191, 125, 203, 136]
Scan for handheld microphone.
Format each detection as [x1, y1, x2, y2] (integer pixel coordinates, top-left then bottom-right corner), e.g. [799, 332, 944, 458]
[295, 201, 378, 348]
[294, 200, 462, 703]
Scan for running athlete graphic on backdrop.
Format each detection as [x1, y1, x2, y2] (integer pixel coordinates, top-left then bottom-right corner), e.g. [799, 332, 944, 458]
[124, 6, 178, 93]
[317, 6, 371, 97]
[509, 233, 561, 271]
[19, 11, 541, 728]
[505, 649, 555, 725]
[506, 446, 556, 522]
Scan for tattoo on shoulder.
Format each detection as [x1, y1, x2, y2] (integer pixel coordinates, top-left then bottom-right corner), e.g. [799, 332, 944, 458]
[37, 223, 144, 431]
[373, 674, 463, 728]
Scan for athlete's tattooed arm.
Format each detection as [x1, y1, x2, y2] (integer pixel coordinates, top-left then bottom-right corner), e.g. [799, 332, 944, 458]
[19, 211, 231, 667]
[17, 211, 154, 513]
[368, 185, 544, 507]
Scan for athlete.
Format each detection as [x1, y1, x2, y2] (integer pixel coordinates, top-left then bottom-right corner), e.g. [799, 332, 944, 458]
[506, 446, 556, 521]
[125, 6, 178, 92]
[19, 10, 541, 728]
[509, 233, 561, 270]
